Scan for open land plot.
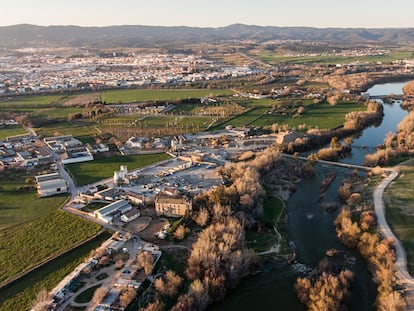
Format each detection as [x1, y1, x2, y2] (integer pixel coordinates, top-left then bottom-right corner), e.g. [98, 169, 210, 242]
[0, 125, 28, 140]
[0, 210, 102, 285]
[35, 121, 99, 139]
[0, 95, 67, 108]
[213, 107, 270, 129]
[252, 50, 414, 65]
[251, 101, 365, 130]
[65, 153, 170, 186]
[0, 175, 68, 230]
[102, 89, 234, 104]
[0, 232, 110, 311]
[33, 106, 86, 119]
[385, 160, 414, 274]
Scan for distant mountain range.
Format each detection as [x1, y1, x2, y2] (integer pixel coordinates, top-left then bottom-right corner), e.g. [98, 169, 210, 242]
[1, 24, 414, 48]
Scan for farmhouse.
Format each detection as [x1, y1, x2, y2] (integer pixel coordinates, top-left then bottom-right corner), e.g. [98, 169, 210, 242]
[154, 193, 192, 217]
[94, 199, 132, 223]
[37, 177, 68, 197]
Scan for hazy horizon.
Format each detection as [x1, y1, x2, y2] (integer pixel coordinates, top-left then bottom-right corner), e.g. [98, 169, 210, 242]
[2, 23, 414, 30]
[1, 0, 413, 29]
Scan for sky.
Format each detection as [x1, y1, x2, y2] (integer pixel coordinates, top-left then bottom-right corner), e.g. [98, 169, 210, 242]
[1, 0, 413, 28]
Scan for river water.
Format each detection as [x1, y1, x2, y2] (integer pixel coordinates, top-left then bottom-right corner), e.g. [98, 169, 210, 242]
[341, 82, 408, 165]
[211, 82, 409, 311]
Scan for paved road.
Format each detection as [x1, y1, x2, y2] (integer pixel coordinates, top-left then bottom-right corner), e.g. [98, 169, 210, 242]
[373, 168, 414, 308]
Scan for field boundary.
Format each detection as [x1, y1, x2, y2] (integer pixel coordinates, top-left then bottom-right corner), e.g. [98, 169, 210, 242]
[0, 230, 106, 290]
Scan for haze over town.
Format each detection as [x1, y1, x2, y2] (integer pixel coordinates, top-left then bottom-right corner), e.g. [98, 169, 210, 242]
[1, 0, 414, 28]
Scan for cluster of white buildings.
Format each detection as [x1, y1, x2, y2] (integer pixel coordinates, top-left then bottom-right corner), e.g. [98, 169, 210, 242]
[43, 135, 96, 164]
[0, 51, 264, 95]
[0, 134, 53, 168]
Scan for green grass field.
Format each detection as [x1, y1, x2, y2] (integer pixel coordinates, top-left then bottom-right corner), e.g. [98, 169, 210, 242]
[0, 95, 66, 108]
[66, 153, 170, 186]
[262, 197, 284, 224]
[0, 232, 110, 311]
[213, 107, 269, 129]
[102, 89, 233, 104]
[219, 100, 364, 130]
[252, 101, 365, 129]
[0, 175, 68, 230]
[0, 126, 28, 140]
[385, 160, 414, 274]
[253, 51, 414, 65]
[0, 210, 101, 285]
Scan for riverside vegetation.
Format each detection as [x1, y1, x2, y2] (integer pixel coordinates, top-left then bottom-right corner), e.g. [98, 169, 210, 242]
[334, 172, 407, 311]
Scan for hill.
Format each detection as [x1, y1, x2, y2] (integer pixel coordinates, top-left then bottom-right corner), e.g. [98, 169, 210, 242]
[1, 24, 414, 48]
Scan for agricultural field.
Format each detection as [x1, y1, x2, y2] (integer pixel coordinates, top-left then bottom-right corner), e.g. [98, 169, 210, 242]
[385, 160, 414, 274]
[0, 210, 102, 285]
[214, 98, 366, 130]
[0, 232, 110, 311]
[251, 100, 365, 130]
[102, 88, 234, 104]
[0, 95, 66, 108]
[34, 121, 99, 139]
[0, 125, 28, 140]
[0, 174, 69, 230]
[252, 50, 414, 65]
[65, 153, 170, 186]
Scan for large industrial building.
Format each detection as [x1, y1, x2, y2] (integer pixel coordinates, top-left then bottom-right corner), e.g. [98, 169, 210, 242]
[36, 173, 69, 197]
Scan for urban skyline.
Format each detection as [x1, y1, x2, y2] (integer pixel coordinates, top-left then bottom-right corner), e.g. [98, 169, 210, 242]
[1, 0, 413, 28]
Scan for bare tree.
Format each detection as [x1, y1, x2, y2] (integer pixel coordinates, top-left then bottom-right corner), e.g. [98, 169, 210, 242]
[194, 207, 209, 226]
[137, 251, 154, 275]
[174, 225, 186, 240]
[119, 288, 137, 308]
[90, 287, 109, 306]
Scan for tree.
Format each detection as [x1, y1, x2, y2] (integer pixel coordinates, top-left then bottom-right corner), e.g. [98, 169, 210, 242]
[155, 270, 183, 298]
[194, 207, 209, 226]
[174, 225, 186, 240]
[91, 287, 109, 305]
[140, 299, 165, 311]
[119, 288, 137, 308]
[137, 251, 154, 275]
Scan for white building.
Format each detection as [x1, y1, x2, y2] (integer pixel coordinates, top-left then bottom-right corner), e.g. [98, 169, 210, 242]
[94, 200, 132, 223]
[37, 178, 68, 197]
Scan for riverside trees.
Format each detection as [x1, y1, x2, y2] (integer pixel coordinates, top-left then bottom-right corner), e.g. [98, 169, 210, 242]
[334, 207, 406, 310]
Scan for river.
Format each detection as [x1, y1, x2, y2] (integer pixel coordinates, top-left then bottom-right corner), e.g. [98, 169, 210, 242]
[211, 82, 409, 311]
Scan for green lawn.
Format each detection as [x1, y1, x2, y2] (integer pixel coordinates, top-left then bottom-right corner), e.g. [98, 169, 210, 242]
[262, 197, 284, 224]
[245, 231, 277, 252]
[0, 175, 68, 230]
[0, 232, 110, 311]
[102, 89, 233, 104]
[0, 126, 28, 140]
[66, 153, 170, 186]
[385, 160, 414, 274]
